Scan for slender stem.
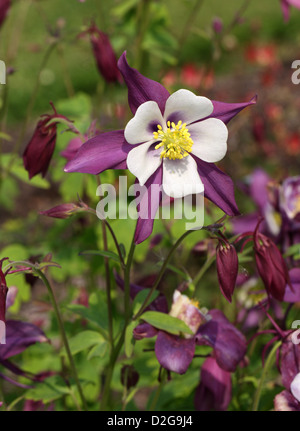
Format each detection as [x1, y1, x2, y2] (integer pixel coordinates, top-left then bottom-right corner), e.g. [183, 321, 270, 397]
[148, 369, 166, 411]
[4, 41, 58, 177]
[226, 0, 252, 34]
[124, 238, 136, 323]
[99, 235, 136, 411]
[35, 269, 88, 411]
[134, 0, 151, 72]
[178, 0, 205, 52]
[252, 340, 281, 411]
[134, 230, 196, 320]
[192, 254, 216, 287]
[97, 176, 114, 350]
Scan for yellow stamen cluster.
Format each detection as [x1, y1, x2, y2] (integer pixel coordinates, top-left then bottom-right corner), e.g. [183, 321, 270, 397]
[153, 121, 193, 160]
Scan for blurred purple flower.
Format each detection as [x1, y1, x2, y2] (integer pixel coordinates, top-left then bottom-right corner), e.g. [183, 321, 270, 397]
[275, 334, 300, 410]
[65, 52, 256, 243]
[194, 357, 232, 411]
[0, 0, 10, 27]
[134, 289, 247, 374]
[212, 17, 223, 34]
[280, 0, 300, 22]
[23, 102, 71, 179]
[0, 259, 49, 388]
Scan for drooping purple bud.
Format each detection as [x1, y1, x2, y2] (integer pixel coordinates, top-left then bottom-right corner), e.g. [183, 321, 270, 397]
[87, 26, 122, 84]
[212, 17, 223, 34]
[253, 224, 289, 301]
[40, 203, 84, 219]
[120, 365, 139, 390]
[0, 0, 10, 27]
[216, 241, 238, 302]
[23, 103, 71, 179]
[194, 357, 232, 411]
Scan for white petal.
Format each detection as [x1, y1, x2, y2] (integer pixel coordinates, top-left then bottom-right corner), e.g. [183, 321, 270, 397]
[291, 372, 300, 403]
[124, 101, 165, 145]
[162, 156, 204, 198]
[127, 141, 162, 186]
[188, 118, 228, 163]
[163, 89, 213, 125]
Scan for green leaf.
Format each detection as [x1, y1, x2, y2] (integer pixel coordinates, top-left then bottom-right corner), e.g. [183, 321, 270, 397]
[140, 311, 193, 336]
[11, 164, 50, 189]
[87, 342, 108, 360]
[25, 376, 71, 403]
[79, 249, 121, 263]
[60, 330, 104, 357]
[284, 243, 300, 258]
[132, 289, 159, 315]
[125, 321, 137, 358]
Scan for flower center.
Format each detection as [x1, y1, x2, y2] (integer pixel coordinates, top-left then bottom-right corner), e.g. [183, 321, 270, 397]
[153, 121, 194, 160]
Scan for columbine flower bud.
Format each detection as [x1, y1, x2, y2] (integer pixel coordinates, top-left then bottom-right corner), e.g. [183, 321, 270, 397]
[86, 25, 121, 84]
[0, 258, 9, 322]
[216, 241, 238, 303]
[23, 102, 71, 179]
[253, 229, 289, 301]
[40, 203, 84, 219]
[120, 365, 139, 390]
[0, 0, 10, 27]
[169, 290, 206, 338]
[212, 17, 223, 34]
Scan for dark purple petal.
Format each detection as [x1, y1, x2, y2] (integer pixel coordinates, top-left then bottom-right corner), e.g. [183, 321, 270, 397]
[284, 268, 300, 303]
[195, 158, 239, 216]
[0, 371, 33, 389]
[0, 320, 48, 360]
[155, 331, 195, 374]
[195, 309, 247, 372]
[134, 165, 163, 244]
[118, 52, 170, 115]
[0, 0, 10, 28]
[194, 357, 232, 411]
[64, 130, 131, 174]
[274, 390, 300, 411]
[208, 95, 257, 124]
[280, 335, 300, 391]
[133, 322, 158, 340]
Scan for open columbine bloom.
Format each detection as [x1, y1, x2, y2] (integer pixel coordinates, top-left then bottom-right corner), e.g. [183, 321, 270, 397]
[65, 52, 256, 243]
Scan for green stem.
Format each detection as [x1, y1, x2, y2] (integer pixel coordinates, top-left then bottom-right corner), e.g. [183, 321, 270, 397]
[192, 254, 216, 287]
[252, 341, 281, 411]
[99, 235, 136, 411]
[35, 269, 88, 411]
[134, 229, 196, 320]
[134, 0, 151, 72]
[178, 0, 205, 52]
[148, 369, 166, 411]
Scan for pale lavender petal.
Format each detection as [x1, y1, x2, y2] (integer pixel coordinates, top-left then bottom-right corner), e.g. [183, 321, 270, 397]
[196, 158, 240, 216]
[64, 130, 131, 174]
[232, 212, 260, 235]
[118, 52, 170, 115]
[134, 166, 163, 244]
[208, 96, 257, 124]
[61, 136, 84, 161]
[281, 0, 290, 21]
[284, 268, 300, 303]
[155, 331, 195, 374]
[249, 168, 270, 212]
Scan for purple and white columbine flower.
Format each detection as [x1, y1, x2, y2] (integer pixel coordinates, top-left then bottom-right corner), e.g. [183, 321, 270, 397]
[65, 52, 256, 243]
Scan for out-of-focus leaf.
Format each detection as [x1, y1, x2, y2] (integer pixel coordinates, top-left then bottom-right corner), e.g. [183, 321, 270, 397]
[60, 330, 104, 357]
[140, 311, 193, 336]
